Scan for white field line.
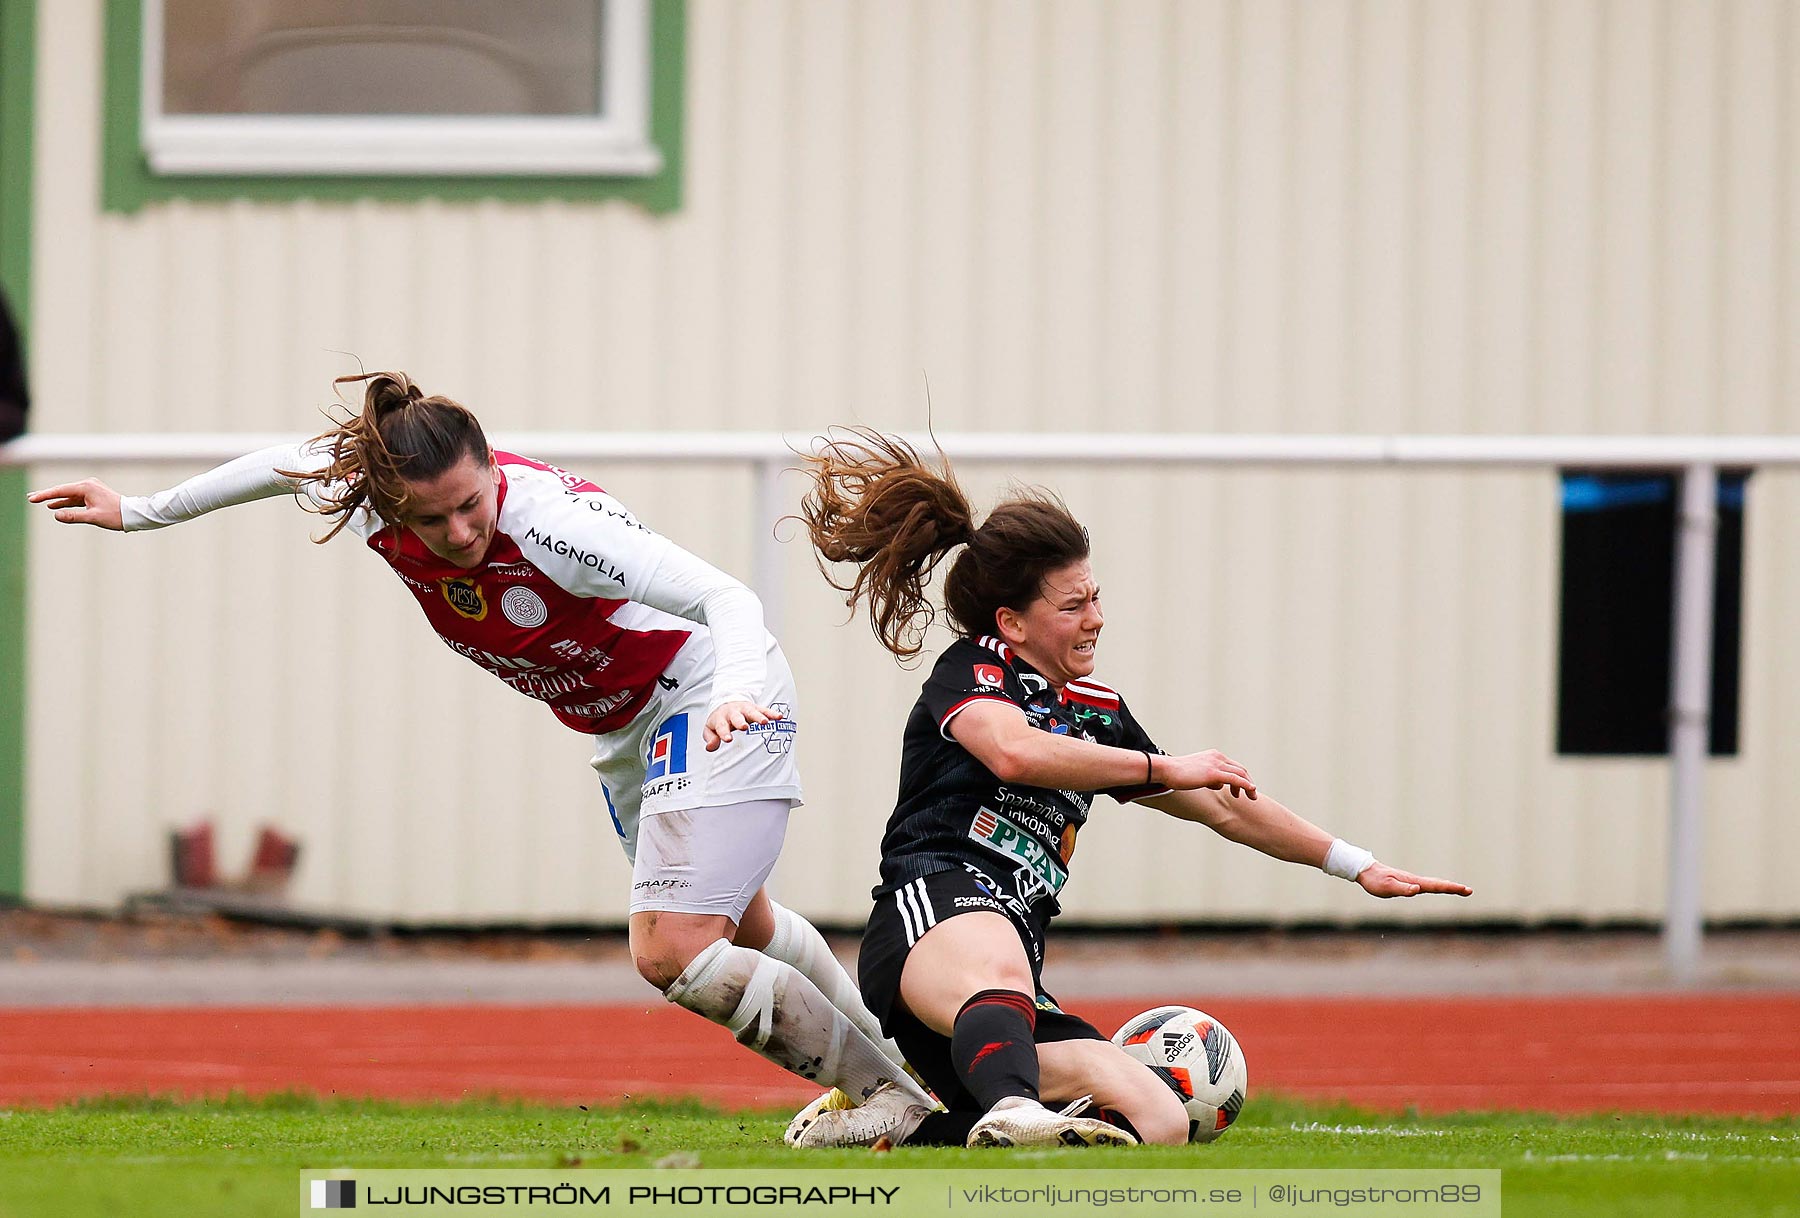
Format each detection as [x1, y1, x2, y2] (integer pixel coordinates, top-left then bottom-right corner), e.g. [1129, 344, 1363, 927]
[1524, 1151, 1800, 1164]
[1614, 1129, 1800, 1143]
[1294, 1122, 1800, 1147]
[1289, 1123, 1454, 1137]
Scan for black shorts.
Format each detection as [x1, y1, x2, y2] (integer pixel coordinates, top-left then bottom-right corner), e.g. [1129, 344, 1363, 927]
[857, 867, 1106, 1113]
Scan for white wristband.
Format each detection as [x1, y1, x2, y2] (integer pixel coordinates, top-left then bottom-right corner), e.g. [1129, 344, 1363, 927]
[1323, 838, 1376, 881]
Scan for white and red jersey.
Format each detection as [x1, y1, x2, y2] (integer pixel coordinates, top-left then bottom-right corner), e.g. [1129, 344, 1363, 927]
[121, 444, 771, 737]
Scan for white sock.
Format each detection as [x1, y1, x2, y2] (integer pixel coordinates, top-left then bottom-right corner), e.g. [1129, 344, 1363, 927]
[665, 938, 935, 1107]
[762, 900, 909, 1075]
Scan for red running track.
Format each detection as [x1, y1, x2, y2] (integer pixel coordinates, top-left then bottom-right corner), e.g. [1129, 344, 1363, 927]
[1, 995, 1795, 1116]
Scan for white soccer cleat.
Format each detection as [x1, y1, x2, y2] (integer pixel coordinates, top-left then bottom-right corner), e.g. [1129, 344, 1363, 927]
[786, 1081, 932, 1149]
[966, 1095, 1138, 1149]
[784, 1087, 857, 1147]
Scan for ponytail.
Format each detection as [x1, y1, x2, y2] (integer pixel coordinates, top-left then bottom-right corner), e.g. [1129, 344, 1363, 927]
[798, 428, 1090, 659]
[797, 429, 975, 659]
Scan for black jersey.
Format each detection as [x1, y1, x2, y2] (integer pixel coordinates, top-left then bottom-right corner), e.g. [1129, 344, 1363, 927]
[874, 635, 1168, 950]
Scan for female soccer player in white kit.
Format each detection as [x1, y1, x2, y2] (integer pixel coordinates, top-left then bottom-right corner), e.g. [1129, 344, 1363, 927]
[30, 371, 932, 1112]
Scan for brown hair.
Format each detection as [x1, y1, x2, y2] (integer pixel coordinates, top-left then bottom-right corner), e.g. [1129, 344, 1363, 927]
[797, 428, 1090, 659]
[283, 371, 491, 541]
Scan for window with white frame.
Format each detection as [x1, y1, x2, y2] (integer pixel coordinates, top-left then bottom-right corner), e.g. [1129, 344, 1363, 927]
[143, 0, 659, 176]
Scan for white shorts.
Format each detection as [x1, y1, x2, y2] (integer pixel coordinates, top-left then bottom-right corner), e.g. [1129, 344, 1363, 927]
[589, 634, 804, 865]
[629, 800, 789, 920]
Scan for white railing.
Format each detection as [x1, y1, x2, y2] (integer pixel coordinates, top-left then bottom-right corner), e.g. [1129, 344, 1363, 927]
[11, 431, 1800, 980]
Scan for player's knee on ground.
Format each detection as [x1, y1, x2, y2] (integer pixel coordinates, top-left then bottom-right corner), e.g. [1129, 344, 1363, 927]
[1040, 1040, 1190, 1146]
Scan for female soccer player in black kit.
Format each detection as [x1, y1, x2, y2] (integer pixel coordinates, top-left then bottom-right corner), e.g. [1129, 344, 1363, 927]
[784, 431, 1471, 1150]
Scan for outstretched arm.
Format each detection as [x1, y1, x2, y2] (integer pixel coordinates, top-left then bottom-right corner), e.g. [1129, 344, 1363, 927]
[948, 700, 1257, 796]
[29, 441, 327, 533]
[1139, 786, 1472, 899]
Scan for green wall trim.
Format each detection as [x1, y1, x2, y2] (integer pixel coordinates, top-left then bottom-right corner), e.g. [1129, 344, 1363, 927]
[0, 0, 34, 901]
[103, 0, 686, 213]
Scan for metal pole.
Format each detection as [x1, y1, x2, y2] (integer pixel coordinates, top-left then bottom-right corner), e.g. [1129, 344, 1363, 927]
[750, 457, 786, 640]
[1665, 463, 1718, 984]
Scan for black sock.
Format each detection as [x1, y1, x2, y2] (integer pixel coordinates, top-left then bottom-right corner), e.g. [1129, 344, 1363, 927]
[903, 1111, 982, 1146]
[950, 988, 1040, 1109]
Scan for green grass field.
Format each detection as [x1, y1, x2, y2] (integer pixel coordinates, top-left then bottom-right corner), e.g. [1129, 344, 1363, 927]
[1, 1095, 1795, 1218]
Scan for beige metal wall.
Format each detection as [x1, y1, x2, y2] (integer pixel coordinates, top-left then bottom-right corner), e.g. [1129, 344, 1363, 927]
[22, 0, 1800, 923]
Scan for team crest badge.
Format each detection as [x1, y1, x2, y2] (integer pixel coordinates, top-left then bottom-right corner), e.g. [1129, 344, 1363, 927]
[439, 577, 488, 621]
[501, 585, 548, 629]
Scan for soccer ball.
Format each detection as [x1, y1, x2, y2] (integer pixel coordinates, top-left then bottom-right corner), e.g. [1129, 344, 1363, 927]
[1112, 1005, 1248, 1143]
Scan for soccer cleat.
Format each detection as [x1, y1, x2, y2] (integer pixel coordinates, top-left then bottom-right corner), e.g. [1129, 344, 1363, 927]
[783, 1087, 858, 1147]
[966, 1095, 1138, 1149]
[786, 1081, 932, 1149]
